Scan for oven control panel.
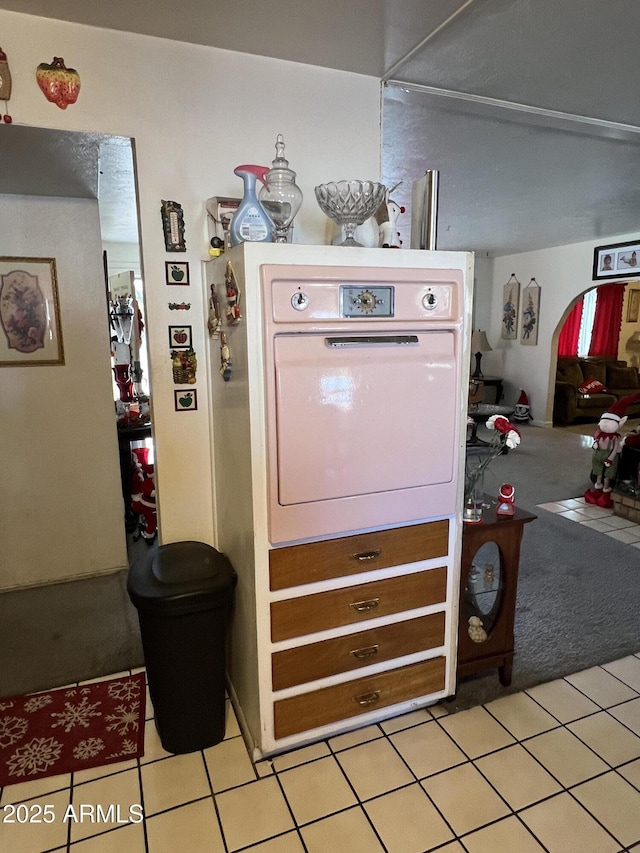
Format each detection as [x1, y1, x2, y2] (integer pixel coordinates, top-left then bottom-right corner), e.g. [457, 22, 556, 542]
[265, 267, 461, 323]
[340, 285, 394, 317]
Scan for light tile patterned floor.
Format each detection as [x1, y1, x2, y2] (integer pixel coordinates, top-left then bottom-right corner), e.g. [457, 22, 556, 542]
[538, 496, 640, 549]
[3, 657, 640, 852]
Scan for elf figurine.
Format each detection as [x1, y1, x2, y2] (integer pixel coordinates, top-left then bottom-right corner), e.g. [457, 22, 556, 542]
[584, 393, 640, 507]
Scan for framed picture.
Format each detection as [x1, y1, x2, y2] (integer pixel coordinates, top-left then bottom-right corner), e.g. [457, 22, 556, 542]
[168, 325, 192, 349]
[627, 288, 640, 323]
[520, 279, 541, 346]
[0, 257, 64, 366]
[165, 261, 189, 286]
[593, 239, 640, 280]
[501, 274, 520, 340]
[174, 389, 197, 411]
[161, 200, 186, 252]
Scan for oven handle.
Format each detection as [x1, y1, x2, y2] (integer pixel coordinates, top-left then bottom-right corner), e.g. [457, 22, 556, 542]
[325, 335, 419, 347]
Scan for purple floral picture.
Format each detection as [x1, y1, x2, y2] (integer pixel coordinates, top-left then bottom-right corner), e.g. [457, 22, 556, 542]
[0, 258, 64, 365]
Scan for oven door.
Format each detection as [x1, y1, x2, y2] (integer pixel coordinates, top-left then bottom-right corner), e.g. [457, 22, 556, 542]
[268, 329, 458, 540]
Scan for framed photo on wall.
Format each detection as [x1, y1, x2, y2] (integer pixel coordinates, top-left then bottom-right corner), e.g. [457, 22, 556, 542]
[501, 274, 520, 340]
[627, 288, 640, 323]
[593, 239, 640, 280]
[0, 257, 64, 366]
[520, 278, 541, 346]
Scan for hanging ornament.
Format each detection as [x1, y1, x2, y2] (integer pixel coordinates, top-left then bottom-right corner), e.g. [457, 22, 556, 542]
[36, 57, 81, 110]
[0, 47, 13, 123]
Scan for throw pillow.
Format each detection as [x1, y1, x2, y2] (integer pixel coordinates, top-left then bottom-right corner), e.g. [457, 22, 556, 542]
[606, 365, 640, 389]
[578, 376, 607, 394]
[557, 360, 584, 387]
[581, 360, 607, 385]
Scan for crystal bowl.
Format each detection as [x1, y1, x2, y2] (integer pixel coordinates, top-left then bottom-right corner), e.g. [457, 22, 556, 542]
[315, 180, 386, 246]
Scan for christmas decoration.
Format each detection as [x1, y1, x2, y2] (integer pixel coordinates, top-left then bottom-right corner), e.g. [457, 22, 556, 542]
[512, 390, 531, 423]
[584, 393, 640, 507]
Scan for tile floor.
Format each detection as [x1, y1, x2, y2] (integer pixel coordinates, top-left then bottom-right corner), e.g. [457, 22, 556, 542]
[538, 496, 640, 549]
[3, 656, 640, 852]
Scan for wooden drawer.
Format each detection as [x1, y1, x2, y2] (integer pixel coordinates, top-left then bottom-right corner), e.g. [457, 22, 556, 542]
[271, 566, 447, 642]
[272, 611, 445, 691]
[269, 520, 449, 590]
[274, 656, 446, 739]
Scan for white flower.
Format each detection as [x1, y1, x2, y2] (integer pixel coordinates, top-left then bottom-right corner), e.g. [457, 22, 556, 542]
[485, 415, 499, 430]
[506, 430, 521, 449]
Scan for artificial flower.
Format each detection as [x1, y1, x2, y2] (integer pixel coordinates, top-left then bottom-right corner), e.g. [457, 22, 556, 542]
[464, 416, 522, 515]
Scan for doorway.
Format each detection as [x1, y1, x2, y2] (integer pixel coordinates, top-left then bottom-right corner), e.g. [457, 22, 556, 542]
[0, 126, 150, 589]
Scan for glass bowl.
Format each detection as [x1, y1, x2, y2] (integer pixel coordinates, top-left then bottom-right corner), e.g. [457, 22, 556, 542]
[314, 180, 386, 246]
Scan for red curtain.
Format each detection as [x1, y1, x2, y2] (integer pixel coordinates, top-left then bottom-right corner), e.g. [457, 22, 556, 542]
[588, 283, 626, 357]
[557, 297, 583, 357]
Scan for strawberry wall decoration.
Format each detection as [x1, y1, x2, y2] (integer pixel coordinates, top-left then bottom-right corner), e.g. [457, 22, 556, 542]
[36, 57, 81, 109]
[0, 47, 12, 122]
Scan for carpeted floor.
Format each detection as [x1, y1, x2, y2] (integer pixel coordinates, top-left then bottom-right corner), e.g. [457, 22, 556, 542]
[450, 418, 640, 711]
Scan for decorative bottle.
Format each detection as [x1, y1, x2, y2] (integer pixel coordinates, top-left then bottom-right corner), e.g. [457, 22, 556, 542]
[259, 134, 303, 243]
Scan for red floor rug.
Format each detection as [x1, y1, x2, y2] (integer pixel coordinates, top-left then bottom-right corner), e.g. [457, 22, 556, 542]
[0, 672, 146, 787]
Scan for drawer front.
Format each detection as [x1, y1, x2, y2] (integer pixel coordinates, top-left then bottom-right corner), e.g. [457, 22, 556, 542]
[269, 520, 449, 591]
[271, 566, 447, 642]
[272, 612, 445, 691]
[274, 656, 446, 739]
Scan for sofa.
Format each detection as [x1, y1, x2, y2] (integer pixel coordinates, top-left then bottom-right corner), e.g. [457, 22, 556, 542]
[553, 357, 640, 424]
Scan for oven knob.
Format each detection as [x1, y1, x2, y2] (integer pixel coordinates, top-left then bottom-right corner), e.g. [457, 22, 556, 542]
[291, 292, 309, 310]
[358, 290, 376, 313]
[423, 292, 438, 310]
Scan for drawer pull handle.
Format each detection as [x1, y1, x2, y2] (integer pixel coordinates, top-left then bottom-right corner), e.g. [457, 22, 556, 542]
[351, 644, 379, 660]
[351, 549, 382, 562]
[355, 690, 381, 707]
[350, 598, 380, 612]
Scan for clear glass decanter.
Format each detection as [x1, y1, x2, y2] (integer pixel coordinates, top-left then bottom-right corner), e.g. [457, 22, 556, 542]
[259, 134, 303, 242]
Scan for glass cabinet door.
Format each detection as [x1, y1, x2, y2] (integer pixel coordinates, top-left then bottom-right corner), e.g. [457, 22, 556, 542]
[464, 541, 502, 643]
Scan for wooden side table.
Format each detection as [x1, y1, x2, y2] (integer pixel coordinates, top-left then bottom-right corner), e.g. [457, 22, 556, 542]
[457, 500, 536, 686]
[478, 376, 504, 405]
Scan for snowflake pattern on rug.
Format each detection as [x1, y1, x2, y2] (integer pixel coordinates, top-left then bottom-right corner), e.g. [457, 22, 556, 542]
[0, 716, 28, 749]
[0, 672, 145, 786]
[73, 737, 105, 760]
[51, 696, 102, 733]
[24, 694, 53, 714]
[106, 702, 141, 736]
[7, 736, 63, 778]
[108, 678, 142, 703]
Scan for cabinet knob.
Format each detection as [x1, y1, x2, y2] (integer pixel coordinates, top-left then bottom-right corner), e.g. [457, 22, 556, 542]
[350, 644, 379, 660]
[349, 598, 380, 612]
[354, 690, 381, 707]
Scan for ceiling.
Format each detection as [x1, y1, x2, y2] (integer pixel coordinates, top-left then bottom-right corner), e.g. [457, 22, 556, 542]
[2, 0, 640, 255]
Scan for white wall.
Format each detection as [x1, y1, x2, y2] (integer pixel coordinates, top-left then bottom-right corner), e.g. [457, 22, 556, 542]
[488, 231, 640, 425]
[0, 10, 382, 555]
[0, 195, 127, 588]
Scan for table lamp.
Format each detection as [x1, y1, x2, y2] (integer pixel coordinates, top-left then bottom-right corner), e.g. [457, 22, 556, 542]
[471, 330, 492, 378]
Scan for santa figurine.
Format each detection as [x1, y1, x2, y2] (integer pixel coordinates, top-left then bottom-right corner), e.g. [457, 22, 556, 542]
[584, 393, 640, 507]
[496, 483, 516, 516]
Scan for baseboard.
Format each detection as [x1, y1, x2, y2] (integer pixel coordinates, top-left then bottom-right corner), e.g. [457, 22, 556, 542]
[530, 418, 553, 428]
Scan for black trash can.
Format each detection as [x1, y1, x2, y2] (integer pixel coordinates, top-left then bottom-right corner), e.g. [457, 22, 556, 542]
[127, 541, 236, 754]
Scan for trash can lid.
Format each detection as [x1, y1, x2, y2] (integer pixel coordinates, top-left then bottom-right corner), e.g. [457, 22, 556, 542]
[127, 541, 236, 612]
